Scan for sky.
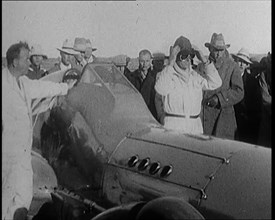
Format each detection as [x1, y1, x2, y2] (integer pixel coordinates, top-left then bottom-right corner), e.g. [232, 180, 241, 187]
[2, 1, 272, 58]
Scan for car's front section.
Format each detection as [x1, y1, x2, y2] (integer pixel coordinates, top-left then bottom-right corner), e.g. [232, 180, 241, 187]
[33, 63, 271, 220]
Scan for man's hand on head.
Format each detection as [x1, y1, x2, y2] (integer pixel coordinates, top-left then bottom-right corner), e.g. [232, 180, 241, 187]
[169, 45, 181, 66]
[192, 44, 207, 64]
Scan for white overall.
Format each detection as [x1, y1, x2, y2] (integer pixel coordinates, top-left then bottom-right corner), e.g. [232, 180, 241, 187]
[155, 63, 221, 134]
[2, 68, 68, 220]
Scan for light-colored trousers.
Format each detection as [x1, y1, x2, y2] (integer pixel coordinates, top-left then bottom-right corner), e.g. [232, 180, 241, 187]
[2, 154, 33, 220]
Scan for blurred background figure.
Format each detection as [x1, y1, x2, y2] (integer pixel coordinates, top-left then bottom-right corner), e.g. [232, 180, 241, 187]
[232, 48, 262, 145]
[84, 38, 97, 63]
[258, 52, 271, 148]
[201, 33, 244, 140]
[72, 37, 87, 66]
[48, 39, 80, 74]
[123, 56, 132, 76]
[26, 44, 48, 79]
[152, 52, 168, 73]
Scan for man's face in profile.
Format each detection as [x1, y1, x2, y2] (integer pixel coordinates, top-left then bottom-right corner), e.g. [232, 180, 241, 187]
[17, 48, 30, 76]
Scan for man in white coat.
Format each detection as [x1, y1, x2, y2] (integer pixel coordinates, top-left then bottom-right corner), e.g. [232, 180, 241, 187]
[155, 36, 222, 134]
[2, 41, 76, 220]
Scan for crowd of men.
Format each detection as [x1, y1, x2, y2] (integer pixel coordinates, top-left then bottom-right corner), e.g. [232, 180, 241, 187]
[2, 33, 271, 220]
[124, 33, 271, 146]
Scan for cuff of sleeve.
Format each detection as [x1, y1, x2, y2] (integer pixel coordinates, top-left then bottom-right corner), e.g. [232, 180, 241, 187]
[60, 83, 69, 95]
[216, 92, 227, 108]
[204, 62, 215, 73]
[202, 59, 210, 65]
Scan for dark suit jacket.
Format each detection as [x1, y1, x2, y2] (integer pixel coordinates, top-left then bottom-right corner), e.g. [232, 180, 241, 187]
[125, 68, 158, 120]
[234, 69, 262, 144]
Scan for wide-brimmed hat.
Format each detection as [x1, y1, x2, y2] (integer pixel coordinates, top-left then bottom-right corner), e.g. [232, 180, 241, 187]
[205, 33, 230, 50]
[85, 39, 97, 52]
[232, 48, 252, 64]
[73, 37, 97, 52]
[57, 39, 79, 55]
[30, 44, 47, 59]
[173, 36, 195, 58]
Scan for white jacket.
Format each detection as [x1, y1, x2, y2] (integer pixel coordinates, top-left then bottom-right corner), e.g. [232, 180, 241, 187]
[2, 68, 68, 156]
[2, 68, 68, 219]
[155, 62, 221, 134]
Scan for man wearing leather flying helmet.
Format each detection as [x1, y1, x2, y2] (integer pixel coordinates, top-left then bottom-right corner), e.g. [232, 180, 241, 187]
[155, 36, 222, 134]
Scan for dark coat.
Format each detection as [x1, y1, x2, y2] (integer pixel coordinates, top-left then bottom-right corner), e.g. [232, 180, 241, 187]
[26, 64, 48, 80]
[257, 55, 272, 148]
[198, 51, 244, 140]
[234, 69, 262, 144]
[125, 68, 158, 120]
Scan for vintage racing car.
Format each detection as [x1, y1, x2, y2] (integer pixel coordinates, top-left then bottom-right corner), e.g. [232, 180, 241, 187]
[31, 63, 271, 220]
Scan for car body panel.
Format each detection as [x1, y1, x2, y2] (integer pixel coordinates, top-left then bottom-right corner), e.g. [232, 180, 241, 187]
[108, 135, 222, 189]
[36, 63, 271, 219]
[103, 165, 200, 206]
[199, 147, 271, 219]
[29, 151, 58, 217]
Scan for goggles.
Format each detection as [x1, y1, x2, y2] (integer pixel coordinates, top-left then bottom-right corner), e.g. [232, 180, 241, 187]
[176, 50, 190, 62]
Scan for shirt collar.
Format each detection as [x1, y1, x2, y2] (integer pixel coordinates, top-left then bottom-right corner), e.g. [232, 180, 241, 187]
[60, 63, 71, 71]
[139, 66, 153, 80]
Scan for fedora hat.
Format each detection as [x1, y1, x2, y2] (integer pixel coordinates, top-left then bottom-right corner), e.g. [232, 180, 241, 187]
[85, 39, 97, 52]
[73, 37, 97, 52]
[232, 48, 252, 64]
[57, 39, 80, 55]
[30, 44, 47, 59]
[173, 36, 195, 58]
[205, 33, 230, 50]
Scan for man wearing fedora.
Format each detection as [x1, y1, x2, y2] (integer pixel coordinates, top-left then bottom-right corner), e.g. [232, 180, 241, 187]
[48, 39, 81, 74]
[199, 33, 244, 140]
[232, 48, 262, 144]
[2, 41, 76, 220]
[26, 44, 48, 80]
[155, 36, 222, 134]
[73, 37, 97, 65]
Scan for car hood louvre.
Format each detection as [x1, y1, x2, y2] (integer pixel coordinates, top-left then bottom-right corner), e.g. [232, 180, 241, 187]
[126, 126, 254, 160]
[127, 135, 228, 163]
